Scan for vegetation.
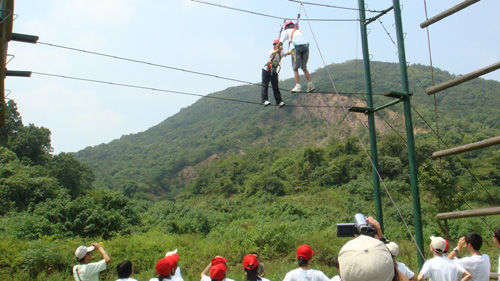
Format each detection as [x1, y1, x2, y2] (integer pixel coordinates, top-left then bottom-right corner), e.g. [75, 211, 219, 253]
[1, 61, 500, 280]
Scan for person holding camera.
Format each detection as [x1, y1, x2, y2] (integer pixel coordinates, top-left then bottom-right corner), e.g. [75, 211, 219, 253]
[338, 214, 405, 281]
[283, 244, 330, 281]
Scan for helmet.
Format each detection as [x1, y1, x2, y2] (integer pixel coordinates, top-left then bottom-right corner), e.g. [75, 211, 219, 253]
[284, 20, 294, 29]
[273, 38, 279, 45]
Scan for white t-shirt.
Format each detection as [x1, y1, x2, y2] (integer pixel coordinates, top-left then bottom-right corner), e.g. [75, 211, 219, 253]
[283, 268, 331, 281]
[455, 254, 490, 281]
[73, 259, 107, 281]
[397, 261, 415, 279]
[420, 256, 466, 281]
[279, 28, 307, 48]
[330, 275, 341, 281]
[174, 267, 182, 279]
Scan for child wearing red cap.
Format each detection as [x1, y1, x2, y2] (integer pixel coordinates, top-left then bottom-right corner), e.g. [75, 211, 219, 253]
[283, 245, 330, 281]
[150, 258, 174, 281]
[243, 254, 270, 281]
[200, 256, 234, 281]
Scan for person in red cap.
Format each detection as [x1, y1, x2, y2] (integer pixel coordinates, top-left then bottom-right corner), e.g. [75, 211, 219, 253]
[261, 37, 288, 108]
[166, 249, 183, 280]
[283, 245, 330, 281]
[150, 258, 174, 281]
[165, 252, 183, 281]
[242, 254, 270, 281]
[200, 256, 234, 281]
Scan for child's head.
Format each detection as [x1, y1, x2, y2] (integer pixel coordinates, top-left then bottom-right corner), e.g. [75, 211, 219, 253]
[117, 260, 133, 278]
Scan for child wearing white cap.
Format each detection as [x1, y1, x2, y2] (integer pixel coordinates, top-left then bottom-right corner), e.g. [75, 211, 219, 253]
[73, 243, 111, 281]
[386, 242, 416, 281]
[417, 236, 471, 281]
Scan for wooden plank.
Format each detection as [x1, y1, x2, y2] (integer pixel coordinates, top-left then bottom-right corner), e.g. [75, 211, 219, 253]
[433, 136, 500, 158]
[437, 207, 500, 220]
[427, 61, 500, 95]
[420, 0, 481, 28]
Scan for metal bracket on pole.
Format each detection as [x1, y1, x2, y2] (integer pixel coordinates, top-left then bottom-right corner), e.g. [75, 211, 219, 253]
[349, 106, 372, 114]
[384, 90, 411, 99]
[5, 70, 32, 77]
[11, 32, 39, 44]
[364, 6, 394, 25]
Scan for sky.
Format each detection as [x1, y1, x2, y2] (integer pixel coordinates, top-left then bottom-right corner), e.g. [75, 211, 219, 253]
[6, 0, 500, 154]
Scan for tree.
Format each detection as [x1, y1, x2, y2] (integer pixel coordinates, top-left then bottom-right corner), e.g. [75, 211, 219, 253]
[8, 124, 52, 165]
[46, 153, 94, 199]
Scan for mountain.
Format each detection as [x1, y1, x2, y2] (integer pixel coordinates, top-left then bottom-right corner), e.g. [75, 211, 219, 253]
[74, 60, 500, 195]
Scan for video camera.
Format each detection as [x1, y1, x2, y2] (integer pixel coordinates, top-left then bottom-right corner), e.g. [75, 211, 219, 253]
[336, 213, 377, 237]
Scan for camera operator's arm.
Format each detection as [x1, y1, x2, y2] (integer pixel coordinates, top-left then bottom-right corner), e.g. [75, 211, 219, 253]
[366, 217, 385, 240]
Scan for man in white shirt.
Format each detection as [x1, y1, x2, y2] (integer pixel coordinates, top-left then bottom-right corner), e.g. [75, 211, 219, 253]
[448, 232, 491, 281]
[276, 20, 316, 93]
[73, 243, 111, 281]
[418, 236, 471, 281]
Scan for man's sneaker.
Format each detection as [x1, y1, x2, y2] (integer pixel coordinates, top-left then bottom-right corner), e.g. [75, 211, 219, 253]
[307, 82, 316, 93]
[291, 84, 302, 93]
[263, 100, 271, 107]
[278, 101, 286, 108]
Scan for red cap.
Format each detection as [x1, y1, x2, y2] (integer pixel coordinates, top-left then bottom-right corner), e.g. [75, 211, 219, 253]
[166, 253, 179, 267]
[243, 254, 259, 270]
[210, 263, 227, 280]
[297, 244, 314, 260]
[273, 38, 280, 45]
[211, 256, 227, 266]
[155, 258, 172, 276]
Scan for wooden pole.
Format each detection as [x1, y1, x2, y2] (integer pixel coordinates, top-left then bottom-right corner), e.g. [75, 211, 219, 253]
[433, 136, 500, 158]
[420, 0, 481, 28]
[436, 207, 500, 220]
[427, 61, 500, 95]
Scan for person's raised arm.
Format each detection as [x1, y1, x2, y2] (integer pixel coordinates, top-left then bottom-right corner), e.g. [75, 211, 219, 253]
[201, 262, 211, 278]
[448, 237, 465, 259]
[92, 243, 111, 265]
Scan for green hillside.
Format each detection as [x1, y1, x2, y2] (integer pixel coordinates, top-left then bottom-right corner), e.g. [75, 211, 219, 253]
[1, 60, 500, 280]
[75, 60, 500, 196]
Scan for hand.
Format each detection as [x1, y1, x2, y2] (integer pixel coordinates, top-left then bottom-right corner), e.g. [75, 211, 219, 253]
[366, 216, 383, 238]
[92, 242, 103, 250]
[457, 237, 466, 251]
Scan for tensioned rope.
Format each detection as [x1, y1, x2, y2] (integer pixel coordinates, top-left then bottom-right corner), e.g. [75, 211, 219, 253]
[190, 0, 361, 22]
[37, 41, 382, 97]
[300, 2, 426, 261]
[422, 0, 443, 176]
[31, 71, 346, 108]
[289, 0, 385, 13]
